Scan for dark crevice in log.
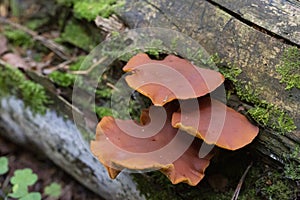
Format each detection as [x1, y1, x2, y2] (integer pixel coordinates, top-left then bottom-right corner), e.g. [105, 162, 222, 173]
[205, 0, 300, 48]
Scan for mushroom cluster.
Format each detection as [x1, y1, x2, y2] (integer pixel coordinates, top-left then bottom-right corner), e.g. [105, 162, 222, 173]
[91, 53, 259, 186]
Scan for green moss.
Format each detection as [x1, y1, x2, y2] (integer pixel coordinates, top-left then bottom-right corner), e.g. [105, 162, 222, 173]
[3, 26, 33, 48]
[56, 0, 73, 6]
[214, 54, 296, 134]
[248, 106, 296, 133]
[284, 161, 300, 181]
[69, 56, 87, 70]
[240, 165, 298, 200]
[57, 20, 95, 50]
[276, 47, 300, 90]
[145, 39, 165, 58]
[119, 39, 169, 62]
[255, 171, 297, 199]
[0, 64, 50, 114]
[56, 0, 124, 21]
[25, 18, 49, 30]
[73, 0, 121, 20]
[49, 71, 77, 87]
[95, 106, 113, 118]
[95, 88, 112, 99]
[132, 156, 298, 200]
[48, 56, 88, 87]
[218, 64, 242, 84]
[283, 145, 300, 180]
[241, 83, 296, 134]
[94, 106, 113, 118]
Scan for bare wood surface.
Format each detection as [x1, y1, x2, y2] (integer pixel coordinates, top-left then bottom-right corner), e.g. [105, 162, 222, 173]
[210, 0, 300, 45]
[118, 0, 300, 163]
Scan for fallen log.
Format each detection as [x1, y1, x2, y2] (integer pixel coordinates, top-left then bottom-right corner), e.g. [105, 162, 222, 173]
[118, 0, 300, 165]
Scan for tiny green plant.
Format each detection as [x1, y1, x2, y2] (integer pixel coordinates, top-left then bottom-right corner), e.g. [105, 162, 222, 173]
[44, 182, 62, 198]
[0, 156, 9, 175]
[0, 156, 62, 200]
[9, 168, 39, 199]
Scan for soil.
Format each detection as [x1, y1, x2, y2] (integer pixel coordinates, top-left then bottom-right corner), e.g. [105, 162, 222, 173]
[0, 135, 103, 200]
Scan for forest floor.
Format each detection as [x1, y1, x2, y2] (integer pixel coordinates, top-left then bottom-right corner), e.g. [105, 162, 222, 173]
[0, 134, 103, 200]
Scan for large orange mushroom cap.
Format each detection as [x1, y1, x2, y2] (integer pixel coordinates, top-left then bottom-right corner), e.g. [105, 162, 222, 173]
[123, 53, 225, 106]
[172, 97, 259, 150]
[90, 104, 214, 185]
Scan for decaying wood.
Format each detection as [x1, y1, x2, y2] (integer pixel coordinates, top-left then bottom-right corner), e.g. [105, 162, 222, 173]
[0, 96, 145, 200]
[118, 0, 300, 164]
[95, 14, 126, 33]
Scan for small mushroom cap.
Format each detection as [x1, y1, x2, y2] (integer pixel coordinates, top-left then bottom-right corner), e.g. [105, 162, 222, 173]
[91, 104, 214, 185]
[161, 139, 214, 186]
[91, 115, 175, 174]
[123, 53, 224, 106]
[172, 97, 259, 150]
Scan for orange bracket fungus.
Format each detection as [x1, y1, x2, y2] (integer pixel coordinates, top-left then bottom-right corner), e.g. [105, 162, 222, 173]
[123, 53, 224, 106]
[172, 97, 259, 150]
[91, 105, 214, 185]
[90, 53, 259, 186]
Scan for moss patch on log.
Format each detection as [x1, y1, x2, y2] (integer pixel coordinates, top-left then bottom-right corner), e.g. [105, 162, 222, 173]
[55, 20, 98, 51]
[214, 55, 297, 134]
[276, 47, 300, 90]
[248, 106, 296, 133]
[0, 64, 51, 114]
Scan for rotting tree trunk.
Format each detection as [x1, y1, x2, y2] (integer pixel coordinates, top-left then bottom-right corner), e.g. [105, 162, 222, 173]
[117, 0, 300, 165]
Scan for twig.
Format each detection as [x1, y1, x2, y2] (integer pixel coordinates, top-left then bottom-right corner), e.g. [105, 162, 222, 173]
[0, 17, 70, 60]
[106, 82, 120, 92]
[231, 162, 253, 200]
[69, 56, 108, 75]
[56, 58, 75, 69]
